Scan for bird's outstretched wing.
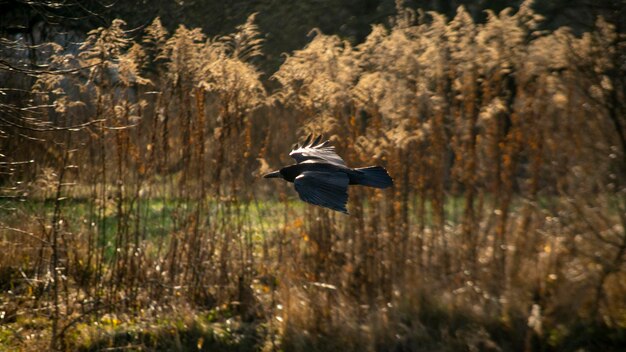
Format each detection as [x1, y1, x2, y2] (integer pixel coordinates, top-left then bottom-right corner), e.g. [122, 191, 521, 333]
[294, 171, 349, 213]
[289, 135, 346, 166]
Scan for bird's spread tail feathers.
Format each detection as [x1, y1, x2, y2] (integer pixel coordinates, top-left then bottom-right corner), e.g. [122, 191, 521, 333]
[353, 166, 393, 188]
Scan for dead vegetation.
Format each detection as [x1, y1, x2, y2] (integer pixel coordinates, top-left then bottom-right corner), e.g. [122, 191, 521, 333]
[1, 1, 625, 350]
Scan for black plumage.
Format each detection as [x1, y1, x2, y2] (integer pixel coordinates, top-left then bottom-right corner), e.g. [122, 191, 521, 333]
[263, 135, 393, 213]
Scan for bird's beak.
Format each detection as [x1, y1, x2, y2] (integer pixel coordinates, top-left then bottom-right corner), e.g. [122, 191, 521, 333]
[263, 170, 282, 179]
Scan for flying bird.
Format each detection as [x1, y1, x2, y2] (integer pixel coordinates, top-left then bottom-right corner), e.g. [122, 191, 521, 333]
[263, 135, 393, 213]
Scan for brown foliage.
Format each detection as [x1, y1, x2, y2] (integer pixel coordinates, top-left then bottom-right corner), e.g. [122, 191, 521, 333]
[1, 2, 625, 350]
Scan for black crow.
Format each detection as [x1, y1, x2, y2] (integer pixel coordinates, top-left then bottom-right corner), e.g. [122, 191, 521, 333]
[263, 135, 393, 213]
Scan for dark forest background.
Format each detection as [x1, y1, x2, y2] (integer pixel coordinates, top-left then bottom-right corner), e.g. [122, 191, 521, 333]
[2, 0, 623, 73]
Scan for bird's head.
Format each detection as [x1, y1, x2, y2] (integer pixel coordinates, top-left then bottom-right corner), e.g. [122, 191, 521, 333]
[263, 170, 283, 179]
